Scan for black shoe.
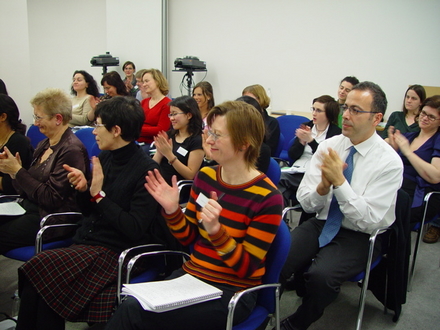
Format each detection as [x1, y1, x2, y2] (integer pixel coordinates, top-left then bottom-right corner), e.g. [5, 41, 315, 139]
[273, 315, 296, 330]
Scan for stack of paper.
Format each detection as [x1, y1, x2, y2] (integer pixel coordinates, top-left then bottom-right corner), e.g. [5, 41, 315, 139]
[122, 274, 223, 312]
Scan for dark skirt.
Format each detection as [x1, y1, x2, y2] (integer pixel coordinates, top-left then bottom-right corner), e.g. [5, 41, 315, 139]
[19, 244, 119, 322]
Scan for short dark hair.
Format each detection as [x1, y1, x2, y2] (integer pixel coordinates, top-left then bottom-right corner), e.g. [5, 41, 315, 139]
[402, 84, 426, 115]
[95, 96, 144, 141]
[71, 70, 100, 97]
[352, 81, 388, 115]
[0, 94, 27, 135]
[312, 95, 339, 125]
[341, 76, 360, 87]
[101, 71, 129, 96]
[415, 95, 440, 126]
[168, 96, 203, 137]
[123, 61, 136, 71]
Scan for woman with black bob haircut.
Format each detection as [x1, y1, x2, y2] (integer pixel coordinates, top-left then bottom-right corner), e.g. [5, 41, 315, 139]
[100, 71, 129, 100]
[96, 96, 145, 141]
[70, 70, 100, 126]
[0, 94, 33, 193]
[153, 95, 204, 184]
[15, 96, 168, 329]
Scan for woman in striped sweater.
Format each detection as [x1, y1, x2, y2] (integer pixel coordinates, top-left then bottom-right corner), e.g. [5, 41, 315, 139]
[106, 101, 283, 330]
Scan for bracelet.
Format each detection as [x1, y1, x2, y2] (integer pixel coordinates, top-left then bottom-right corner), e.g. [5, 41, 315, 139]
[168, 156, 177, 165]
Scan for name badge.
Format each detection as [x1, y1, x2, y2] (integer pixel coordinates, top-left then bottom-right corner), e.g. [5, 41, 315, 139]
[177, 147, 188, 157]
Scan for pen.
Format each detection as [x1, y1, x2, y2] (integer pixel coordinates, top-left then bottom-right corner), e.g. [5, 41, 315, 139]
[198, 192, 225, 223]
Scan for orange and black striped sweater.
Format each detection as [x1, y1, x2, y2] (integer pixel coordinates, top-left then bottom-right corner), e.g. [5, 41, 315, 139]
[162, 166, 283, 288]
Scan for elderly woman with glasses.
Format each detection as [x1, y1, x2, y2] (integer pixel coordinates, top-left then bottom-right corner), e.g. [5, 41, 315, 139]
[152, 95, 204, 185]
[387, 95, 440, 238]
[15, 96, 168, 330]
[0, 88, 89, 254]
[277, 95, 341, 206]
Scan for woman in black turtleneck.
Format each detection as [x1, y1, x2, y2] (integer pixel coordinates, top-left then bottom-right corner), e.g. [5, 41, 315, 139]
[15, 97, 167, 330]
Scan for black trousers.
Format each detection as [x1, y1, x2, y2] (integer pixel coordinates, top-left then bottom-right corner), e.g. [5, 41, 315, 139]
[0, 200, 40, 254]
[280, 218, 379, 330]
[105, 269, 257, 330]
[16, 276, 65, 330]
[277, 172, 304, 206]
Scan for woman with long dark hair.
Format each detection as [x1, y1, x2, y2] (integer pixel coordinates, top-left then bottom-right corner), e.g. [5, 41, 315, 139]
[153, 95, 204, 184]
[382, 84, 426, 138]
[0, 94, 33, 193]
[70, 70, 100, 127]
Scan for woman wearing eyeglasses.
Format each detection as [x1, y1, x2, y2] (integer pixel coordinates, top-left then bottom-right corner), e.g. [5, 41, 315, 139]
[277, 95, 341, 206]
[153, 96, 204, 184]
[15, 96, 168, 330]
[105, 100, 283, 330]
[387, 95, 440, 239]
[0, 88, 89, 254]
[382, 85, 426, 139]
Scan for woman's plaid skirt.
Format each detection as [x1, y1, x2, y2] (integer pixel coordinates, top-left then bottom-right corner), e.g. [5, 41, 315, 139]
[19, 244, 120, 323]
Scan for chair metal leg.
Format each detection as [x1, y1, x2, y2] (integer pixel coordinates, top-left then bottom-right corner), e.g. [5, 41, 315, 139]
[355, 227, 387, 330]
[407, 192, 438, 291]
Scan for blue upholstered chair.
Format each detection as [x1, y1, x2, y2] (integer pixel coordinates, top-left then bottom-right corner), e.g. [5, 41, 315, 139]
[276, 115, 309, 162]
[26, 124, 46, 149]
[2, 212, 82, 262]
[74, 127, 99, 157]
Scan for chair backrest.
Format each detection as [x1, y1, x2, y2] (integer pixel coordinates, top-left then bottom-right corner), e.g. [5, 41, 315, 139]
[74, 127, 98, 157]
[276, 115, 309, 160]
[265, 158, 281, 185]
[26, 124, 46, 149]
[274, 132, 284, 158]
[258, 220, 291, 311]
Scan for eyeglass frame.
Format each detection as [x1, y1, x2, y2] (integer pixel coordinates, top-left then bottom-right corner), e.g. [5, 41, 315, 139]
[341, 104, 379, 116]
[310, 107, 325, 114]
[419, 110, 440, 122]
[93, 122, 106, 128]
[207, 129, 229, 141]
[32, 114, 52, 122]
[167, 112, 185, 118]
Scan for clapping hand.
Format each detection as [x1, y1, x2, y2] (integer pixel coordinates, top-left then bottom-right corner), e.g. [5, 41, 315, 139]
[295, 125, 313, 145]
[154, 131, 173, 159]
[0, 146, 22, 178]
[144, 168, 179, 214]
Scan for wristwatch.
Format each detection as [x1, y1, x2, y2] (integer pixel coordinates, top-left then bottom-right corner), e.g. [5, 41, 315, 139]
[90, 190, 106, 202]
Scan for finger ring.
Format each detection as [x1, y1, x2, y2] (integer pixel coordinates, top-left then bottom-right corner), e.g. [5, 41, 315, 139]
[198, 219, 203, 223]
[70, 184, 74, 188]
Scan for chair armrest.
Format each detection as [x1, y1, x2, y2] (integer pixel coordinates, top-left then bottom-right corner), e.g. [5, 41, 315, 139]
[273, 157, 291, 168]
[117, 250, 191, 305]
[39, 212, 83, 227]
[35, 223, 79, 254]
[226, 283, 281, 330]
[116, 244, 166, 305]
[421, 191, 440, 226]
[0, 194, 22, 203]
[126, 250, 191, 283]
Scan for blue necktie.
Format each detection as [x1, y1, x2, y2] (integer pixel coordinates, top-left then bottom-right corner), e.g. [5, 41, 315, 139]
[318, 146, 357, 247]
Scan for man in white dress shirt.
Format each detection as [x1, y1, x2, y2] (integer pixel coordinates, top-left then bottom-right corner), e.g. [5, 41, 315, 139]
[277, 81, 403, 330]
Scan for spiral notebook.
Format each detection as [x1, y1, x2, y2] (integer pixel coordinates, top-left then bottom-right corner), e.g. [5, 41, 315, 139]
[122, 274, 223, 313]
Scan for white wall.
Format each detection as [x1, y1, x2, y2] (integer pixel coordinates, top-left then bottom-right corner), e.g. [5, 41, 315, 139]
[167, 0, 440, 117]
[0, 0, 162, 127]
[1, 0, 440, 127]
